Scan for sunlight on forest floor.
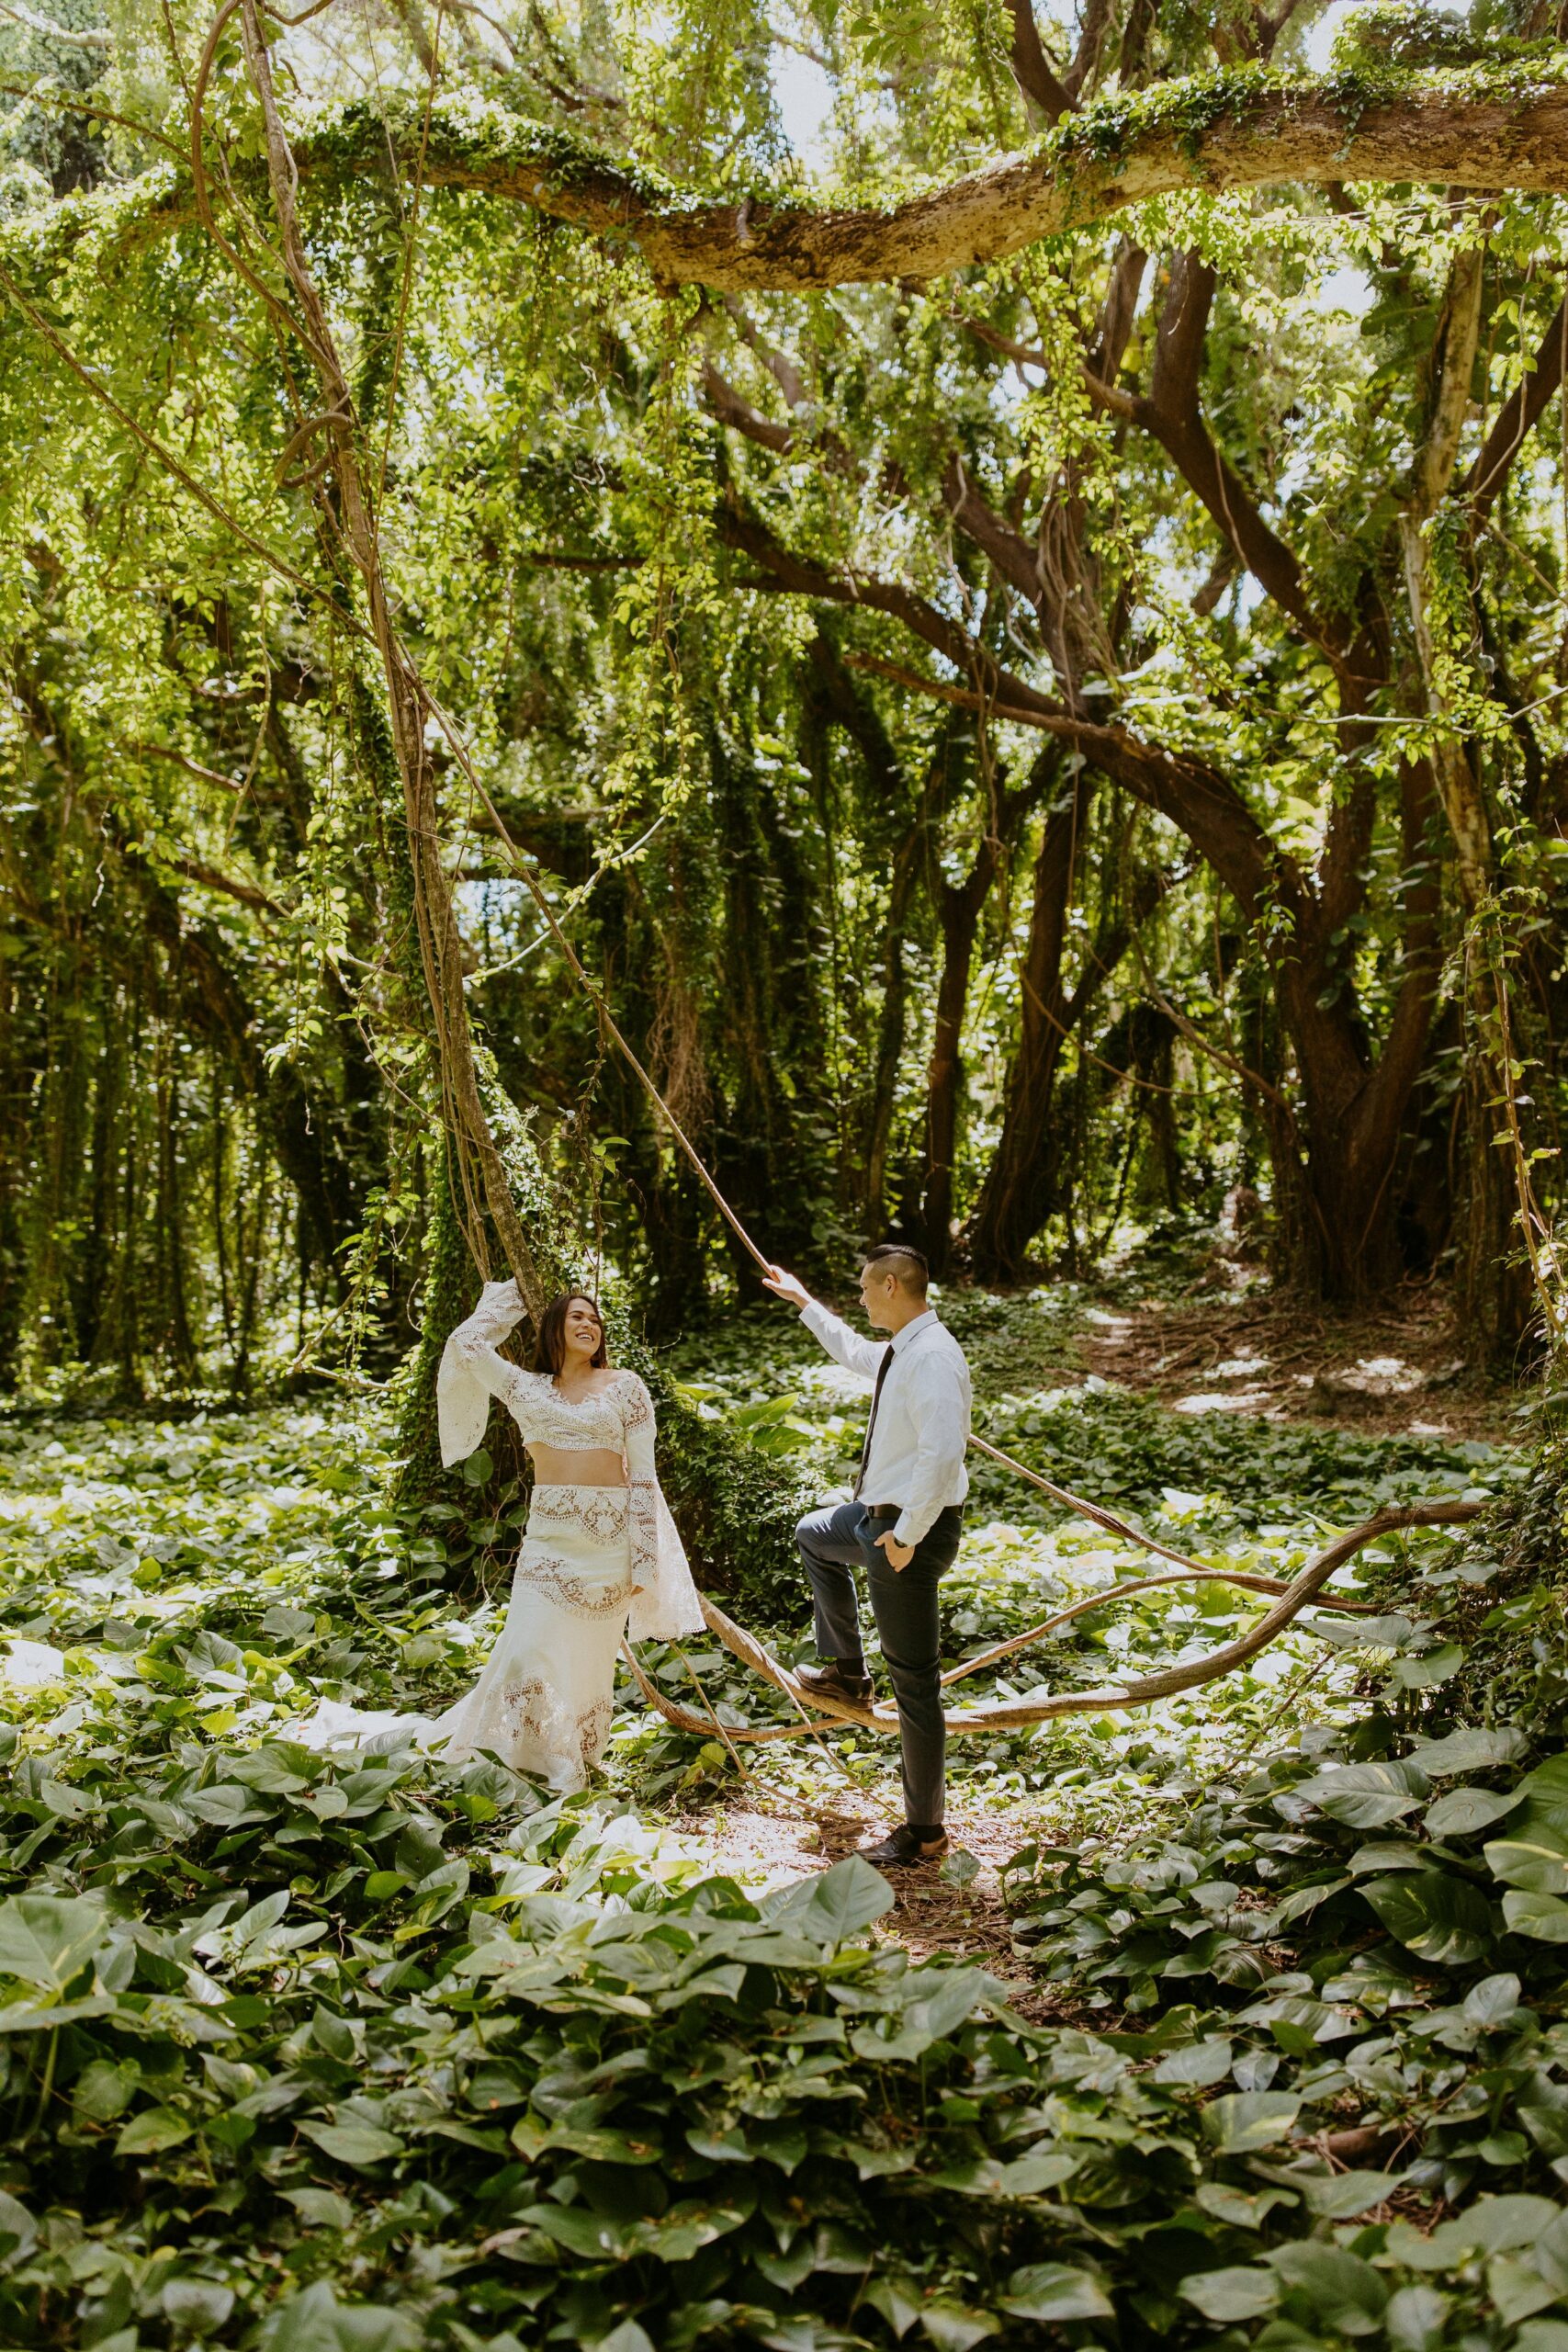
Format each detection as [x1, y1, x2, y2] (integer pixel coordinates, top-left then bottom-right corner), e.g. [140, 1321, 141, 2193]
[1, 1250, 1552, 2348]
[3, 1261, 1523, 1918]
[2, 1253, 1516, 1970]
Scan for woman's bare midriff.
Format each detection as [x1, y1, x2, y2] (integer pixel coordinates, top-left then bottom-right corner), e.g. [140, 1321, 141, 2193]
[527, 1445, 626, 1488]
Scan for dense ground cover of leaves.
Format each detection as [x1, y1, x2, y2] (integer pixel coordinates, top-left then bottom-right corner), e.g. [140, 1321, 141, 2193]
[665, 1296, 1506, 1805]
[675, 1297, 1499, 1532]
[1001, 1443, 1568, 2348]
[1, 1296, 1561, 2350]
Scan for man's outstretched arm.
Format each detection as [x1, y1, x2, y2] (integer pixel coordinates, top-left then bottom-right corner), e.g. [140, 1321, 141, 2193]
[763, 1264, 886, 1382]
[761, 1265, 812, 1312]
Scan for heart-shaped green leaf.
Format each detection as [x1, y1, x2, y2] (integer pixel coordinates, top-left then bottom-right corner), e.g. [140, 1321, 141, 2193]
[1360, 1870, 1495, 1966]
[0, 1894, 110, 1994]
[1201, 2090, 1301, 2154]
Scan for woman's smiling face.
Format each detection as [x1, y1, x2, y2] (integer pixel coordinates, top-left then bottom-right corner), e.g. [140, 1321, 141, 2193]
[562, 1298, 604, 1361]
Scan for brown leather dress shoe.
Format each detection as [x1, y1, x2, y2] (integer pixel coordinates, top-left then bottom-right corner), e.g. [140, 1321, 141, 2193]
[795, 1659, 874, 1706]
[859, 1824, 950, 1868]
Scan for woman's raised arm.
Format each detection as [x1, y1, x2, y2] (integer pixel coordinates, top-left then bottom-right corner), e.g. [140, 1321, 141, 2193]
[437, 1279, 537, 1464]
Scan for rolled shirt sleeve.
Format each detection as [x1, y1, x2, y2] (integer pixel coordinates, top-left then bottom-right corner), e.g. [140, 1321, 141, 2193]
[893, 1351, 971, 1547]
[798, 1298, 887, 1384]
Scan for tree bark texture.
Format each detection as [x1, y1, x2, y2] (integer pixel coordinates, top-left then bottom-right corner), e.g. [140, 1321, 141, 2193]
[237, 0, 542, 1312]
[29, 65, 1568, 298]
[307, 74, 1568, 292]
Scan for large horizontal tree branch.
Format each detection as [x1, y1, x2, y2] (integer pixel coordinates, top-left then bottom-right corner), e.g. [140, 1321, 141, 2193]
[17, 62, 1568, 295]
[329, 71, 1568, 288]
[0, 1, 111, 48]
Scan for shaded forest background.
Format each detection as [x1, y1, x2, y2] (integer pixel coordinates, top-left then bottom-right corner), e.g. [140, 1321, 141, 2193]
[9, 12, 1568, 2352]
[3, 0, 1567, 1410]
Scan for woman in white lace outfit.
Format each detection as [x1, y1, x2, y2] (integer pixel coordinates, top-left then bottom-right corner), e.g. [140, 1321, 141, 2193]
[299, 1283, 705, 1788]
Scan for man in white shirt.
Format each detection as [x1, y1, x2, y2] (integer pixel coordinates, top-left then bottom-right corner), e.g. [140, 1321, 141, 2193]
[763, 1244, 971, 1868]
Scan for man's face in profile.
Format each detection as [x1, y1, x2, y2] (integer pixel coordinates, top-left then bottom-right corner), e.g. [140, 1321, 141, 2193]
[859, 1262, 898, 1329]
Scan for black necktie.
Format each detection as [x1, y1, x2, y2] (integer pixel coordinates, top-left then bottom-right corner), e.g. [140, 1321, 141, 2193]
[854, 1346, 895, 1500]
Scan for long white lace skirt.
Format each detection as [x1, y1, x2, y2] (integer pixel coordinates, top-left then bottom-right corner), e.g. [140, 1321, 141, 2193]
[298, 1484, 635, 1792]
[433, 1484, 634, 1789]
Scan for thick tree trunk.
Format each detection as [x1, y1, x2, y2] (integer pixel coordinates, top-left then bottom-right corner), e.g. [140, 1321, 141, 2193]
[1272, 906, 1440, 1303]
[1096, 1003, 1181, 1212]
[921, 843, 1000, 1274]
[1397, 266, 1540, 1358]
[1456, 1045, 1538, 1367]
[966, 775, 1083, 1278]
[864, 833, 925, 1241]
[1138, 1020, 1181, 1211]
[238, 0, 541, 1316]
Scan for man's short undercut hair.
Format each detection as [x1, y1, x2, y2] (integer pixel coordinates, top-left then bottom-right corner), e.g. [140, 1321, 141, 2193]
[862, 1242, 930, 1297]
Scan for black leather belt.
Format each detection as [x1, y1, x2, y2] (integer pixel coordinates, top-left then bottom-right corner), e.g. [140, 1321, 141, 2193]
[863, 1501, 964, 1521]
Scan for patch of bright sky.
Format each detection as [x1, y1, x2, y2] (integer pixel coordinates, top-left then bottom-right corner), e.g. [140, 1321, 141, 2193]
[1302, 0, 1359, 69]
[1313, 263, 1375, 315]
[1289, 4, 1377, 315]
[771, 0, 1365, 168]
[771, 35, 836, 172]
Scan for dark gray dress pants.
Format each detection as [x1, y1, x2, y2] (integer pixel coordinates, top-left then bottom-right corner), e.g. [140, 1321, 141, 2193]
[795, 1498, 964, 1828]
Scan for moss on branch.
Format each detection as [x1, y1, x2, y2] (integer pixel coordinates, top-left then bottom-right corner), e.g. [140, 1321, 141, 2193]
[1047, 42, 1568, 180]
[5, 48, 1567, 300]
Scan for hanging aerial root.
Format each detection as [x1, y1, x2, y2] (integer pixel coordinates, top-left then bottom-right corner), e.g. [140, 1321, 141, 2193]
[938, 1562, 1384, 1690]
[625, 1500, 1483, 1743]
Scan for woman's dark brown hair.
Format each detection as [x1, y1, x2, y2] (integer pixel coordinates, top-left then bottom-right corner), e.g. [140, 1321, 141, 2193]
[533, 1292, 609, 1376]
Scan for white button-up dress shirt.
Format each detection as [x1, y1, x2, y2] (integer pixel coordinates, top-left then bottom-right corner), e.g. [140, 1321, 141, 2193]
[799, 1300, 971, 1547]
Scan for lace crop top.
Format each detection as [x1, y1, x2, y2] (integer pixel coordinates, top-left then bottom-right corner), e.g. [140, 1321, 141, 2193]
[436, 1279, 703, 1642]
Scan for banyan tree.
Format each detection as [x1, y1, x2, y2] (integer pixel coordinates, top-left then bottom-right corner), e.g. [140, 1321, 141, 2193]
[4, 0, 1568, 1449]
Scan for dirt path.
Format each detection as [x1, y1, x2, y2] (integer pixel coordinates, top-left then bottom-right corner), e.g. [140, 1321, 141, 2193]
[675, 1786, 1037, 1973]
[1077, 1268, 1513, 1443]
[672, 1273, 1519, 1967]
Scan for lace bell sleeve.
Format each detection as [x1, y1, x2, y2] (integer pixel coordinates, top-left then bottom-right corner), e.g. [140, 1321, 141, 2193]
[619, 1375, 705, 1641]
[437, 1279, 536, 1466]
